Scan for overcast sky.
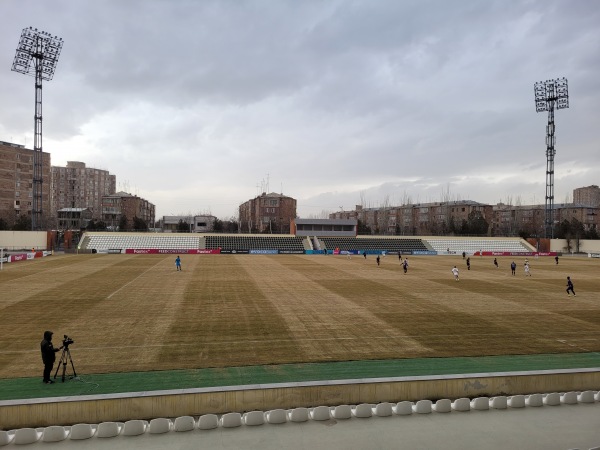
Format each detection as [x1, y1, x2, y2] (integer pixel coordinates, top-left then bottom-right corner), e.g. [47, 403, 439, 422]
[1, 1, 599, 220]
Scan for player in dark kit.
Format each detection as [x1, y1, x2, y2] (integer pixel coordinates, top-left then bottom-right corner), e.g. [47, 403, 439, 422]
[466, 257, 470, 270]
[510, 261, 516, 276]
[566, 276, 576, 296]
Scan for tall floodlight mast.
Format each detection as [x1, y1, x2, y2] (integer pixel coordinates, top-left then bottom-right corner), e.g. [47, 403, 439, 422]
[11, 27, 63, 230]
[534, 77, 569, 239]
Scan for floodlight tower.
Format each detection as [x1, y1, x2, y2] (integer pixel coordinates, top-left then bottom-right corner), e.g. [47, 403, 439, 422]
[534, 77, 569, 239]
[11, 27, 63, 230]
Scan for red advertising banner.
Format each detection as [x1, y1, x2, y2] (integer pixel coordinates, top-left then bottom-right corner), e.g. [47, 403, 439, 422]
[11, 253, 27, 262]
[474, 251, 557, 257]
[124, 249, 221, 254]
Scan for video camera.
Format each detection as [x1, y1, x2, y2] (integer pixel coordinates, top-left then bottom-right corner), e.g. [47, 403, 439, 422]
[62, 335, 74, 347]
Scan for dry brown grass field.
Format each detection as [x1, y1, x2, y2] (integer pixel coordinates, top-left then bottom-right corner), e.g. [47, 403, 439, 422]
[0, 253, 599, 379]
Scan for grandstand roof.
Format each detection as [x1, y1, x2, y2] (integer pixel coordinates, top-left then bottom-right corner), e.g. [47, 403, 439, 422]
[295, 218, 357, 225]
[57, 208, 89, 213]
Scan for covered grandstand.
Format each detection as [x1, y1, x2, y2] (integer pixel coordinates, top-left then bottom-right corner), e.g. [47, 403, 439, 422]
[79, 232, 536, 256]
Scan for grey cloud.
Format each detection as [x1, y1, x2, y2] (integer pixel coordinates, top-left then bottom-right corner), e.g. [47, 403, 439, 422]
[1, 0, 598, 219]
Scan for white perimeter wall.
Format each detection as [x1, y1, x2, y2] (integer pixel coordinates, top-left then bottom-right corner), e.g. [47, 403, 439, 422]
[0, 231, 47, 250]
[551, 239, 600, 253]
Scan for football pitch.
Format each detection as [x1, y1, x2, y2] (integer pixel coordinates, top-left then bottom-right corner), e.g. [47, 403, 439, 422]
[1, 253, 599, 380]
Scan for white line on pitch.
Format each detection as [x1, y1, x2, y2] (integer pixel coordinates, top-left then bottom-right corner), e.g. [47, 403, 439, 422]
[107, 260, 166, 299]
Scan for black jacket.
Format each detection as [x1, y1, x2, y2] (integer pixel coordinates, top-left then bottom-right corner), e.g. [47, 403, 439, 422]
[41, 331, 59, 364]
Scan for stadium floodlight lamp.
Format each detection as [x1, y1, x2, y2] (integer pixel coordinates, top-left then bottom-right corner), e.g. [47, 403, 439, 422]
[11, 26, 63, 230]
[533, 76, 570, 240]
[11, 26, 63, 81]
[555, 78, 569, 109]
[534, 82, 548, 112]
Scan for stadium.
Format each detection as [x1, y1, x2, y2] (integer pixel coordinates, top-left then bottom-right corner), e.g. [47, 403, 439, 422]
[0, 231, 599, 448]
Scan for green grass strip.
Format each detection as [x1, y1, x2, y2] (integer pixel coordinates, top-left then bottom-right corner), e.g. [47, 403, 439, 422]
[2, 352, 598, 401]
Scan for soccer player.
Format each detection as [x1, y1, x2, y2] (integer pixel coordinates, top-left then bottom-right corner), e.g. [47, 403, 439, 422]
[566, 276, 576, 296]
[510, 261, 516, 276]
[466, 257, 471, 270]
[451, 266, 459, 281]
[493, 258, 498, 268]
[175, 255, 182, 271]
[403, 258, 408, 274]
[376, 255, 380, 266]
[524, 262, 531, 277]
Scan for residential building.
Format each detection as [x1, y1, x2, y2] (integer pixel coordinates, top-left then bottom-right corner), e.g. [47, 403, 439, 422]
[492, 203, 598, 236]
[331, 201, 492, 235]
[160, 215, 216, 232]
[239, 192, 297, 233]
[51, 161, 116, 221]
[492, 203, 547, 237]
[0, 140, 51, 228]
[102, 191, 155, 230]
[573, 185, 600, 207]
[57, 207, 92, 230]
[555, 203, 599, 231]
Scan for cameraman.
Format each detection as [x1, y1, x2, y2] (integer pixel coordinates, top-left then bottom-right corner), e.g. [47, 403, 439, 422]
[40, 331, 62, 384]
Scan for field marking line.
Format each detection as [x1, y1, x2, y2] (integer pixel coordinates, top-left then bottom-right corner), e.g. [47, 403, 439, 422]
[0, 255, 109, 281]
[107, 259, 166, 299]
[556, 338, 600, 355]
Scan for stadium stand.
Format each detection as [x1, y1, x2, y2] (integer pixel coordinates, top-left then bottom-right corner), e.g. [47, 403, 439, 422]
[80, 233, 309, 253]
[318, 237, 429, 252]
[80, 233, 537, 254]
[424, 237, 534, 254]
[80, 233, 203, 252]
[205, 235, 306, 251]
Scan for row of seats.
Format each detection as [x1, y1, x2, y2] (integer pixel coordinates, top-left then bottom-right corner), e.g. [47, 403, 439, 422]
[426, 238, 531, 253]
[205, 236, 305, 251]
[2, 391, 597, 444]
[82, 234, 203, 251]
[319, 237, 428, 252]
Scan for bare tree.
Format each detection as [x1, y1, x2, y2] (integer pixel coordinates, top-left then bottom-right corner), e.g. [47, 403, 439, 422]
[439, 184, 453, 235]
[513, 195, 523, 236]
[378, 195, 391, 235]
[400, 191, 412, 206]
[359, 191, 367, 209]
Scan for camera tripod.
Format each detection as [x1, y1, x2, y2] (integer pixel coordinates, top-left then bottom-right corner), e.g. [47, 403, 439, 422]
[53, 345, 77, 382]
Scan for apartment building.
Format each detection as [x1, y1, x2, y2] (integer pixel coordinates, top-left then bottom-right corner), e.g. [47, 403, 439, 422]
[555, 203, 599, 230]
[239, 192, 297, 233]
[573, 185, 600, 207]
[102, 191, 156, 230]
[332, 201, 491, 235]
[0, 140, 51, 228]
[51, 161, 116, 221]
